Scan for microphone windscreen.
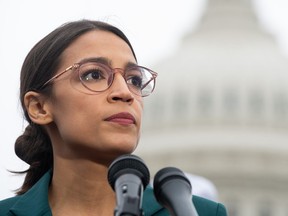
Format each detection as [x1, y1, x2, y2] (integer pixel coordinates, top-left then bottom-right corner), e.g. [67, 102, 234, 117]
[107, 154, 150, 190]
[153, 167, 191, 200]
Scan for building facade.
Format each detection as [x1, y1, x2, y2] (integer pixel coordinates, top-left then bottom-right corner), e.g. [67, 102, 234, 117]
[135, 0, 288, 215]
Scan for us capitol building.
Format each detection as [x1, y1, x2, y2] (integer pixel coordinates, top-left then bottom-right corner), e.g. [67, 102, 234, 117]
[135, 0, 288, 215]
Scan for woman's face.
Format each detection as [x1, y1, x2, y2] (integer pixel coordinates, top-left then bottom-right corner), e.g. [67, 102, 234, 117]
[46, 30, 143, 163]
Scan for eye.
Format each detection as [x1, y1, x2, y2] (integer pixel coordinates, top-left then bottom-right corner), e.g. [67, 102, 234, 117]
[126, 67, 144, 89]
[80, 68, 107, 82]
[127, 75, 143, 89]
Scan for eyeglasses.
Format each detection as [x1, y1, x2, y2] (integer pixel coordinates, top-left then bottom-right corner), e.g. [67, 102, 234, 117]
[40, 59, 158, 97]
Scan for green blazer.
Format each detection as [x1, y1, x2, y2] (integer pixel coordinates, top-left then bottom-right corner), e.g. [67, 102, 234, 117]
[0, 171, 227, 216]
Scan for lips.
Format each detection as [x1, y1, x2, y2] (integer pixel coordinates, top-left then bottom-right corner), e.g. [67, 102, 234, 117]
[105, 112, 136, 125]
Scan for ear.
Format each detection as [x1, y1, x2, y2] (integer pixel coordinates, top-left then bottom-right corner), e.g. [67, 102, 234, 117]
[24, 91, 53, 125]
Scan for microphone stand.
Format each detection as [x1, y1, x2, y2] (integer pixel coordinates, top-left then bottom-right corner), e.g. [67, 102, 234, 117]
[113, 174, 144, 216]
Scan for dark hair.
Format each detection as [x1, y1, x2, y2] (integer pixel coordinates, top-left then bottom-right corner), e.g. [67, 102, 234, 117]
[14, 19, 137, 195]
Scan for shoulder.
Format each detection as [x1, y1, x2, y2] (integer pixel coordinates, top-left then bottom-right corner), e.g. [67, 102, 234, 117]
[193, 195, 227, 216]
[0, 196, 21, 215]
[142, 186, 227, 216]
[0, 171, 52, 216]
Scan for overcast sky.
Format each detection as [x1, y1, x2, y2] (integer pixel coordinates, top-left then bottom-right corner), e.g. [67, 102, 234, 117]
[1, 0, 288, 199]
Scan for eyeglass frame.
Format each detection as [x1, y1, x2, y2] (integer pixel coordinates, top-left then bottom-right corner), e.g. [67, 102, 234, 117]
[39, 58, 158, 97]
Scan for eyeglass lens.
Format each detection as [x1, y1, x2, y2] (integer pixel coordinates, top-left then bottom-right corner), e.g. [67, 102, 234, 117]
[76, 62, 155, 96]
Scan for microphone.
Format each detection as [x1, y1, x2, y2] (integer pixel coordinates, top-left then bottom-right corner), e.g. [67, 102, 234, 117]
[153, 167, 199, 216]
[107, 154, 150, 216]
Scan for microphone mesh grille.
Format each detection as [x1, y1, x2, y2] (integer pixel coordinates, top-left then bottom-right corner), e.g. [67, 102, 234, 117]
[153, 167, 191, 198]
[107, 154, 150, 190]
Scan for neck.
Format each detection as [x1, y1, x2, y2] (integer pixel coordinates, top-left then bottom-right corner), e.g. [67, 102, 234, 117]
[49, 157, 116, 216]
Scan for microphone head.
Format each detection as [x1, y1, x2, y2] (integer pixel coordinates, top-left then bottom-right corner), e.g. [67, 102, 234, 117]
[153, 167, 192, 202]
[107, 154, 150, 190]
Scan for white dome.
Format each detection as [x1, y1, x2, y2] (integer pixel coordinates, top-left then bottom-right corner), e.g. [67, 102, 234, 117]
[136, 1, 288, 215]
[143, 0, 288, 129]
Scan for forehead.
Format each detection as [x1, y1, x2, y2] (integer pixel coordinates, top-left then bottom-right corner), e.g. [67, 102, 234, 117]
[60, 30, 136, 68]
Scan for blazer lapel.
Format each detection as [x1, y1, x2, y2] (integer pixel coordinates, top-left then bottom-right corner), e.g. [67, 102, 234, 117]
[9, 171, 52, 216]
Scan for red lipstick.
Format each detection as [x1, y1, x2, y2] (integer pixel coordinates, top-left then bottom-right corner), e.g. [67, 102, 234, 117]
[105, 112, 136, 125]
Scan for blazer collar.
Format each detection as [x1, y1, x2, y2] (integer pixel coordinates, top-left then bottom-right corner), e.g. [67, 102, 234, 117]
[9, 170, 163, 216]
[142, 185, 164, 215]
[9, 170, 52, 216]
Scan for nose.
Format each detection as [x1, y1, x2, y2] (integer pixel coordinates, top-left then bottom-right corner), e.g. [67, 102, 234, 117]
[107, 73, 134, 104]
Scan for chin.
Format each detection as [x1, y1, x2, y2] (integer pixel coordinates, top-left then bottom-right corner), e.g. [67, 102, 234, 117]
[108, 144, 137, 160]
[116, 145, 136, 156]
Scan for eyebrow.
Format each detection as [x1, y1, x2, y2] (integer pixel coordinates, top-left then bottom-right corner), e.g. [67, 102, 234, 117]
[125, 61, 139, 68]
[78, 57, 111, 65]
[78, 57, 139, 69]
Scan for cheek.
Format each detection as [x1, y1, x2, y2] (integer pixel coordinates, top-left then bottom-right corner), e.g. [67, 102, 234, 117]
[51, 102, 103, 151]
[51, 90, 101, 135]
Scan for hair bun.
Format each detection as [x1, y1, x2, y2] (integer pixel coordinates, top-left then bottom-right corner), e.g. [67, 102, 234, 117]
[15, 125, 34, 164]
[15, 124, 52, 165]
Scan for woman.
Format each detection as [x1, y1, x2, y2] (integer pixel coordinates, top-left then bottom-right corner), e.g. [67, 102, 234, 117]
[0, 20, 227, 215]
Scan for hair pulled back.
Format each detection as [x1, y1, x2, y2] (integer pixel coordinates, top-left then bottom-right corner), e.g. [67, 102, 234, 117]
[15, 19, 137, 195]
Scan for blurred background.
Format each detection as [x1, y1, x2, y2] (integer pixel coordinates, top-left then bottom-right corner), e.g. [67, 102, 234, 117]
[1, 0, 288, 215]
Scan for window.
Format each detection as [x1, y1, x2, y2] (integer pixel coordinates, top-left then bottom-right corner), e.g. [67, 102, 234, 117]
[197, 88, 213, 116]
[258, 200, 273, 216]
[225, 199, 239, 216]
[223, 89, 238, 115]
[153, 98, 164, 118]
[173, 91, 189, 118]
[249, 90, 264, 117]
[273, 92, 288, 119]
